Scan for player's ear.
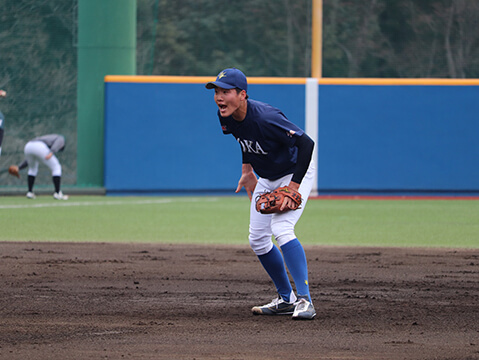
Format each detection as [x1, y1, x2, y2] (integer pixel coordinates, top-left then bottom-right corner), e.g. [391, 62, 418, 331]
[240, 89, 247, 101]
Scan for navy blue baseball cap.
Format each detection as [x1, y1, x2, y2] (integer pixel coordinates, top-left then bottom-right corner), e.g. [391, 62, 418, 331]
[205, 68, 248, 92]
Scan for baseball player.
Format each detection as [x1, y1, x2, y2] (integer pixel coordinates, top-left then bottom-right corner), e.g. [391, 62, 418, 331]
[9, 134, 69, 200]
[0, 89, 6, 157]
[206, 68, 316, 320]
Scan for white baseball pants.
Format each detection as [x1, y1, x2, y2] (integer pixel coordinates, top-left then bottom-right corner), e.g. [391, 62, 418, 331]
[248, 161, 315, 255]
[24, 140, 62, 177]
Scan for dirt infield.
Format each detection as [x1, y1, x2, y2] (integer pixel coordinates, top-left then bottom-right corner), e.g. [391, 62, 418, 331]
[0, 242, 477, 360]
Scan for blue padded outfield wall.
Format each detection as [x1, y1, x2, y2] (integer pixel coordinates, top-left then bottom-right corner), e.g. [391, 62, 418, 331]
[104, 76, 479, 195]
[104, 76, 306, 194]
[317, 83, 479, 193]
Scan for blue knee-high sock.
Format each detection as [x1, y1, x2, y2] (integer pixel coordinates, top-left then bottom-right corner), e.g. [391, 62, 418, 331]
[257, 245, 294, 302]
[281, 239, 311, 301]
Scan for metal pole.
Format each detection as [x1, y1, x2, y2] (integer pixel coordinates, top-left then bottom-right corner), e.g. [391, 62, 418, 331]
[311, 0, 323, 78]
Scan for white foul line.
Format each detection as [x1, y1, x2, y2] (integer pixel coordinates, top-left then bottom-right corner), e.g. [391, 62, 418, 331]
[0, 197, 219, 210]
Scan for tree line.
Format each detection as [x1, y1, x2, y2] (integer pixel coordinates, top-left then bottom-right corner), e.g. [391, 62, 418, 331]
[0, 0, 477, 185]
[138, 0, 479, 78]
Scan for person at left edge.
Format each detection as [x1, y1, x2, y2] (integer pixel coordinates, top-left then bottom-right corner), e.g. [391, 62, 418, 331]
[9, 134, 69, 200]
[0, 89, 7, 157]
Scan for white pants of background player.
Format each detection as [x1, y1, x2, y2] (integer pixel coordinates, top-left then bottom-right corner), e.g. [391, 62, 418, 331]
[248, 161, 315, 255]
[24, 140, 62, 177]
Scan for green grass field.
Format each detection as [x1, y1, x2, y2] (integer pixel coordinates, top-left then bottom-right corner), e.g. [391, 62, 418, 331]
[0, 195, 478, 248]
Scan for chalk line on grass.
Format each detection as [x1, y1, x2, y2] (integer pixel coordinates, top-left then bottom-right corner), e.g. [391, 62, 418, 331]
[0, 198, 219, 210]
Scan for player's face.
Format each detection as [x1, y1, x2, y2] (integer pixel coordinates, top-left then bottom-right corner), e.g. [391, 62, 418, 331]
[214, 87, 246, 120]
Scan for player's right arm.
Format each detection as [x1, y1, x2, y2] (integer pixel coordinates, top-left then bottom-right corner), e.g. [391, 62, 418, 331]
[235, 163, 258, 201]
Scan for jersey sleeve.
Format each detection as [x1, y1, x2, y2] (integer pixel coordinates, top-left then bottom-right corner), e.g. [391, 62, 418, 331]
[291, 133, 314, 184]
[18, 159, 28, 170]
[49, 135, 65, 153]
[263, 110, 304, 146]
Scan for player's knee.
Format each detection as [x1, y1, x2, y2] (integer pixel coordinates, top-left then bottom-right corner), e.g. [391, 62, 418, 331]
[271, 222, 296, 247]
[276, 235, 297, 248]
[248, 234, 273, 255]
[51, 165, 62, 176]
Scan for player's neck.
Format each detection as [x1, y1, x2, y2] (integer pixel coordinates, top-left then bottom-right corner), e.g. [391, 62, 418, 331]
[232, 100, 247, 122]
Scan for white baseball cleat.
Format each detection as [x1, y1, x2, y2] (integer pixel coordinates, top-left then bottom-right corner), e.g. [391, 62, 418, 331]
[53, 191, 69, 200]
[292, 297, 316, 320]
[26, 192, 36, 199]
[252, 295, 297, 316]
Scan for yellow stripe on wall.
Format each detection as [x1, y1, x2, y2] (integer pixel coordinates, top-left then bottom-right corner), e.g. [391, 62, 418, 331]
[104, 75, 308, 85]
[105, 75, 479, 86]
[317, 78, 479, 86]
[105, 75, 213, 83]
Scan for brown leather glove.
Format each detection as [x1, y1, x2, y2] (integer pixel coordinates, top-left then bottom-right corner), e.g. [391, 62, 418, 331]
[8, 165, 20, 178]
[255, 186, 302, 214]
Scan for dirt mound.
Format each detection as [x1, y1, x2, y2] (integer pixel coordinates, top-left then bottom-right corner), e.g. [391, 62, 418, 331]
[0, 242, 477, 360]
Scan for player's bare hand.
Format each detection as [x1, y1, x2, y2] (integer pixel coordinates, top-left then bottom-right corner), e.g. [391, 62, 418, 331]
[0, 90, 6, 97]
[45, 152, 53, 160]
[288, 181, 300, 191]
[280, 181, 301, 211]
[235, 164, 257, 201]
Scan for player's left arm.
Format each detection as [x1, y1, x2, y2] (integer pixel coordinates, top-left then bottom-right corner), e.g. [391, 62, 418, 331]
[281, 133, 315, 211]
[49, 135, 65, 153]
[45, 135, 66, 160]
[291, 133, 314, 186]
